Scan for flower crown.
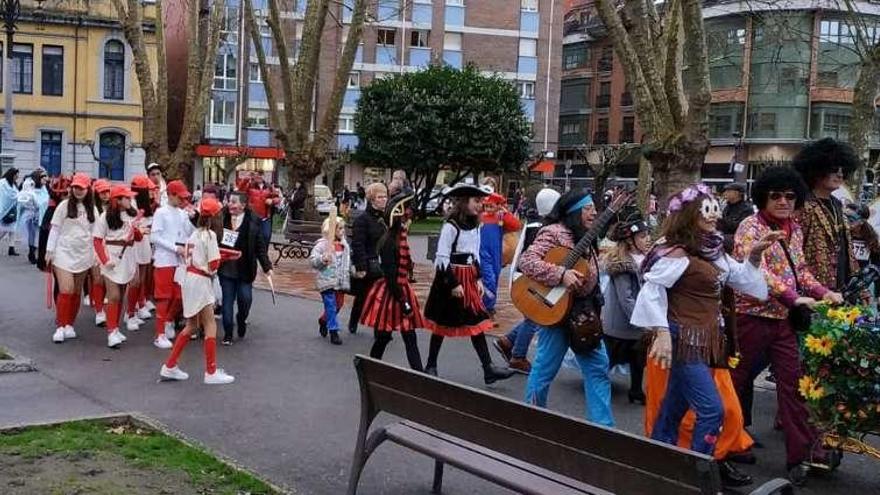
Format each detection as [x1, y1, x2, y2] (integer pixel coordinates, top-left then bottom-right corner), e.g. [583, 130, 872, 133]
[668, 183, 713, 213]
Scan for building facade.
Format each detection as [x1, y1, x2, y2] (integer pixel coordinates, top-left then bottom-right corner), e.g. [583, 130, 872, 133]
[1, 2, 154, 180]
[195, 0, 563, 190]
[558, 0, 880, 191]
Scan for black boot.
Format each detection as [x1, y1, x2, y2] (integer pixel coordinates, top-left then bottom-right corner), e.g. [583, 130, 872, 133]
[628, 390, 646, 405]
[8, 246, 19, 256]
[483, 364, 515, 385]
[329, 331, 342, 345]
[718, 461, 753, 487]
[27, 246, 36, 264]
[237, 319, 247, 339]
[318, 318, 328, 338]
[471, 333, 514, 384]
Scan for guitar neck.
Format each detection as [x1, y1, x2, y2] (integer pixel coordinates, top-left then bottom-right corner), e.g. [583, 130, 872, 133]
[562, 207, 617, 268]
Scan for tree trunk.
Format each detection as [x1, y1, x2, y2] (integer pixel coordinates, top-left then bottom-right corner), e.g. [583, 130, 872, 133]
[286, 150, 325, 220]
[648, 138, 708, 209]
[637, 154, 653, 214]
[847, 53, 880, 195]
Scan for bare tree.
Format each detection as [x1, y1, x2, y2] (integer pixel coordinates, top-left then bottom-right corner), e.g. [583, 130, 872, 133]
[109, 0, 224, 181]
[594, 0, 713, 205]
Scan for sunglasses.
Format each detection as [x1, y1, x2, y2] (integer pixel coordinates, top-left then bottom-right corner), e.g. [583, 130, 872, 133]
[768, 191, 797, 202]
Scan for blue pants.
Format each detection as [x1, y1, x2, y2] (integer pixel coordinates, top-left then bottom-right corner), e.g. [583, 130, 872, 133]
[219, 275, 254, 339]
[524, 326, 614, 427]
[321, 289, 340, 332]
[21, 210, 39, 248]
[505, 319, 539, 358]
[652, 359, 723, 455]
[479, 223, 502, 312]
[260, 218, 272, 243]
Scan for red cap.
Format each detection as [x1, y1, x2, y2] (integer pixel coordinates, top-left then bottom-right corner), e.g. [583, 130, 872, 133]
[485, 193, 506, 205]
[71, 173, 91, 189]
[131, 175, 157, 190]
[110, 185, 137, 199]
[50, 176, 71, 193]
[167, 180, 191, 199]
[92, 179, 111, 194]
[199, 197, 222, 218]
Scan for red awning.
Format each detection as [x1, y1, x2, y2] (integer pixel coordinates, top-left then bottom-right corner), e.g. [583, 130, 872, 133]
[195, 145, 285, 160]
[530, 159, 555, 174]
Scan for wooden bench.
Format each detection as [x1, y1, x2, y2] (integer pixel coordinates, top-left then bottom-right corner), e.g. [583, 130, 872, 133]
[348, 355, 793, 495]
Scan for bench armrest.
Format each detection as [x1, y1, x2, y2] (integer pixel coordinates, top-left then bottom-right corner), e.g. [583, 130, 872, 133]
[748, 478, 793, 495]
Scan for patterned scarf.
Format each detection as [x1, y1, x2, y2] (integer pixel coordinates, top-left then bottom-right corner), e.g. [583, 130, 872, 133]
[641, 231, 724, 275]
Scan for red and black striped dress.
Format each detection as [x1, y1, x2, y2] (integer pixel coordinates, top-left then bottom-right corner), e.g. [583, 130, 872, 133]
[360, 230, 425, 332]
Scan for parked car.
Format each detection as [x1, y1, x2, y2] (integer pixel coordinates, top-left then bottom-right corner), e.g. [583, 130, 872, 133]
[314, 184, 334, 215]
[421, 186, 448, 216]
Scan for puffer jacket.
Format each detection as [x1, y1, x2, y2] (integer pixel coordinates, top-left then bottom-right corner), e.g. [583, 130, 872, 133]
[309, 238, 353, 292]
[601, 256, 643, 340]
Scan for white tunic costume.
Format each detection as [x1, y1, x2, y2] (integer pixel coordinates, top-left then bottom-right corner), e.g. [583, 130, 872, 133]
[48, 200, 98, 273]
[181, 229, 221, 318]
[93, 211, 139, 285]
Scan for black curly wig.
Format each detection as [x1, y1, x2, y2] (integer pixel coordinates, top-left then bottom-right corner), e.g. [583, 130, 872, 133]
[791, 137, 860, 188]
[752, 166, 808, 211]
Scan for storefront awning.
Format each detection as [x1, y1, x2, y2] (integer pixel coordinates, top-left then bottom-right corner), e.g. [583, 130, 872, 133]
[530, 159, 555, 173]
[195, 145, 285, 160]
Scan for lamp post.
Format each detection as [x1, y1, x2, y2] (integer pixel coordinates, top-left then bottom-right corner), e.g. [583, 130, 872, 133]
[731, 131, 747, 187]
[0, 0, 20, 172]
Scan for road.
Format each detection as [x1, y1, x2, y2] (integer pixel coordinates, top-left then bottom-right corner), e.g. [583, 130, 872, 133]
[0, 256, 876, 494]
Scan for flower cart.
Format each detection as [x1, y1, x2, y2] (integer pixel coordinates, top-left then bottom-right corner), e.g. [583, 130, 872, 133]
[800, 304, 880, 460]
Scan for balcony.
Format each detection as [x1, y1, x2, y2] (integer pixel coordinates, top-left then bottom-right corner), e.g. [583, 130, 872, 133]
[593, 131, 608, 145]
[207, 124, 236, 141]
[246, 129, 271, 147]
[377, 46, 398, 65]
[595, 94, 611, 108]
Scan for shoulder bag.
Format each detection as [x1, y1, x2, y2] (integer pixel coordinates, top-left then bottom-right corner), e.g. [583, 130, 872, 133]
[778, 238, 812, 333]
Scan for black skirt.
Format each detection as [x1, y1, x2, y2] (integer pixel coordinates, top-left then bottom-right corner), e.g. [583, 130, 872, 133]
[423, 264, 493, 337]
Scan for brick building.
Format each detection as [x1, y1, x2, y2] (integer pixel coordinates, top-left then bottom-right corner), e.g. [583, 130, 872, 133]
[558, 0, 880, 192]
[195, 0, 564, 191]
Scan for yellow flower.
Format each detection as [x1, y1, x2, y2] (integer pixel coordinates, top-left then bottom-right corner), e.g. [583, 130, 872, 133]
[805, 334, 835, 356]
[808, 385, 825, 400]
[799, 376, 825, 400]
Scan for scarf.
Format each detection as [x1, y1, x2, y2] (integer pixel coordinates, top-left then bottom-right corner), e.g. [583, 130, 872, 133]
[758, 210, 792, 238]
[641, 231, 724, 275]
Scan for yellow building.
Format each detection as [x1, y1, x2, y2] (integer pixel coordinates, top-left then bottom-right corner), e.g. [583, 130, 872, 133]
[0, 1, 155, 179]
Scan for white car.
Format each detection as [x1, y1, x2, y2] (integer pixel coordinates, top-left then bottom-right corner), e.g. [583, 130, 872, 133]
[314, 184, 334, 215]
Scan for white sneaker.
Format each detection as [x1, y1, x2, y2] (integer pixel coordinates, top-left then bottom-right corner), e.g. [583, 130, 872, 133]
[126, 318, 141, 332]
[63, 326, 77, 339]
[95, 311, 107, 327]
[52, 327, 65, 343]
[164, 324, 176, 341]
[117, 330, 127, 342]
[153, 335, 173, 349]
[107, 330, 125, 348]
[204, 369, 235, 385]
[137, 307, 152, 320]
[144, 300, 156, 312]
[160, 364, 189, 381]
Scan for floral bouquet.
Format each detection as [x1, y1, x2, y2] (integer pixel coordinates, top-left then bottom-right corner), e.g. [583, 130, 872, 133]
[800, 305, 880, 441]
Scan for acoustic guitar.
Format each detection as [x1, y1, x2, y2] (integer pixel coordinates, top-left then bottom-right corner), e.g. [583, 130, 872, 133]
[510, 193, 631, 326]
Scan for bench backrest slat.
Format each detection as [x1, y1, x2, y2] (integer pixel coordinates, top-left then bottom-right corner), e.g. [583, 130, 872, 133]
[356, 356, 719, 495]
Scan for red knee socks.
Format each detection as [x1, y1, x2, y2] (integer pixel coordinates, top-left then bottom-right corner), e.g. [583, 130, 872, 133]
[56, 293, 73, 327]
[91, 283, 105, 313]
[127, 286, 141, 317]
[105, 302, 120, 333]
[165, 325, 192, 368]
[155, 299, 170, 338]
[71, 294, 81, 325]
[204, 337, 217, 374]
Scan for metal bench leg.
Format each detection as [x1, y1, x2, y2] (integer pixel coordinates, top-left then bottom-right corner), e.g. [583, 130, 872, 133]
[347, 428, 388, 495]
[432, 460, 444, 494]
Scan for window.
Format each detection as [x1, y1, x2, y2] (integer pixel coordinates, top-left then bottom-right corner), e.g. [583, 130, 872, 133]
[338, 114, 355, 133]
[620, 91, 633, 107]
[517, 81, 535, 99]
[11, 44, 33, 94]
[42, 46, 63, 96]
[246, 109, 269, 128]
[521, 0, 538, 12]
[563, 44, 589, 70]
[598, 46, 613, 71]
[519, 39, 537, 57]
[621, 116, 635, 143]
[99, 132, 125, 181]
[779, 67, 803, 93]
[446, 0, 464, 5]
[214, 52, 237, 90]
[444, 32, 462, 51]
[820, 20, 854, 44]
[378, 29, 396, 46]
[823, 113, 850, 138]
[818, 71, 838, 87]
[561, 78, 589, 112]
[410, 30, 429, 47]
[40, 132, 62, 176]
[594, 118, 609, 144]
[348, 72, 360, 88]
[749, 112, 776, 132]
[249, 62, 262, 82]
[596, 81, 611, 108]
[103, 40, 125, 100]
[221, 6, 239, 33]
[561, 122, 580, 135]
[211, 98, 236, 125]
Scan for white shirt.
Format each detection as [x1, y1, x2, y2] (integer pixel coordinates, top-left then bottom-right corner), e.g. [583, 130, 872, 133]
[47, 200, 97, 273]
[151, 205, 194, 268]
[630, 253, 767, 330]
[435, 221, 480, 269]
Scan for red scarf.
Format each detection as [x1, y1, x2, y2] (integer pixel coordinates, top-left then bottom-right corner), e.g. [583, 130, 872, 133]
[759, 210, 792, 238]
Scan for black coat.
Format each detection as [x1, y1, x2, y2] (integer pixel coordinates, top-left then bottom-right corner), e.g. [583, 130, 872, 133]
[719, 200, 754, 253]
[218, 208, 272, 283]
[350, 205, 387, 274]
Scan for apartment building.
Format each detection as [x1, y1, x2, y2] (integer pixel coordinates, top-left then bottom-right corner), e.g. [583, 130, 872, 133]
[196, 0, 563, 189]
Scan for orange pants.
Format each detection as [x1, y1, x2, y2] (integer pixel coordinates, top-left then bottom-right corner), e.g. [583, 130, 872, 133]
[644, 359, 753, 459]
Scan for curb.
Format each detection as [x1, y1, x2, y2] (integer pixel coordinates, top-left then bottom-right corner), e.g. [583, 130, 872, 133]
[0, 346, 37, 374]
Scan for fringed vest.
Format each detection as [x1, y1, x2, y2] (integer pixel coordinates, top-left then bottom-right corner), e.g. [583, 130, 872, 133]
[668, 255, 726, 366]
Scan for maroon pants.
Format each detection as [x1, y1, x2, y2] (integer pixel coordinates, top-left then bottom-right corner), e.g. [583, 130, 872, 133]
[731, 314, 820, 466]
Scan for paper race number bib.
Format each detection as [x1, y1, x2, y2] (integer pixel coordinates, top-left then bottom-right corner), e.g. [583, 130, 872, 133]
[853, 240, 870, 262]
[221, 228, 240, 248]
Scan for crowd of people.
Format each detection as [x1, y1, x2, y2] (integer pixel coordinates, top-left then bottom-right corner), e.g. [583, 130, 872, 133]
[1, 136, 875, 487]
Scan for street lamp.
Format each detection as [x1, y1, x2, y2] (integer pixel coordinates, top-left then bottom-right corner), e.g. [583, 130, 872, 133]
[0, 0, 21, 171]
[730, 131, 747, 186]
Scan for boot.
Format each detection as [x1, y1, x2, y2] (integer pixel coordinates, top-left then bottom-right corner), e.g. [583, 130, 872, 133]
[628, 390, 646, 405]
[27, 246, 36, 264]
[718, 461, 753, 487]
[329, 331, 342, 345]
[483, 364, 515, 385]
[8, 246, 19, 256]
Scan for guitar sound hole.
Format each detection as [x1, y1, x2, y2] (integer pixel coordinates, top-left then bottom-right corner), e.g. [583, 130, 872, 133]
[527, 287, 554, 308]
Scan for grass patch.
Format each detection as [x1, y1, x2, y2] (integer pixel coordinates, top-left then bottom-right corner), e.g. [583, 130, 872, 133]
[409, 217, 444, 235]
[0, 419, 279, 494]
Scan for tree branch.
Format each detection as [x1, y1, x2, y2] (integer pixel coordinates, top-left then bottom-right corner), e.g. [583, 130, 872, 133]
[292, 0, 330, 148]
[243, 0, 284, 144]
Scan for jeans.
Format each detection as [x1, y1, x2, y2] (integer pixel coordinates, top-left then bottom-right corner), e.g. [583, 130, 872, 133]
[20, 210, 39, 247]
[505, 319, 539, 358]
[260, 218, 272, 243]
[219, 275, 254, 339]
[652, 359, 723, 455]
[321, 289, 341, 332]
[524, 326, 614, 427]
